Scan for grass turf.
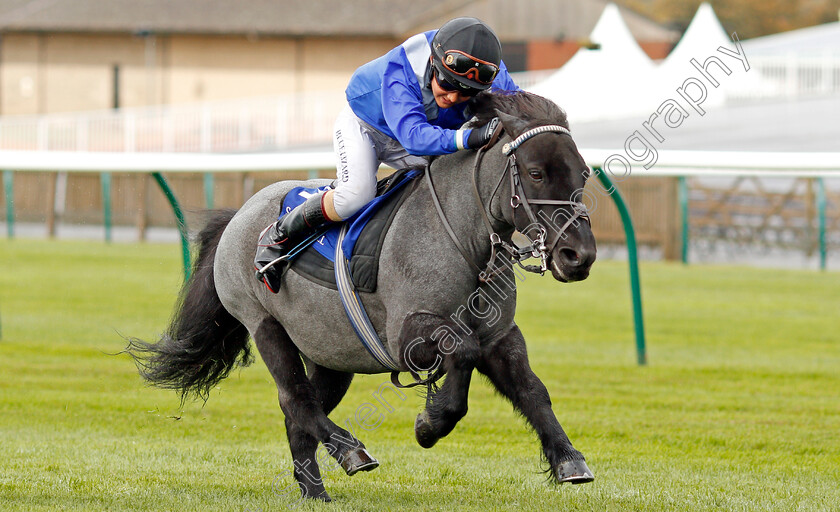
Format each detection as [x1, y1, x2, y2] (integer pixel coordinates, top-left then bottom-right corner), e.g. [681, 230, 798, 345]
[0, 238, 838, 511]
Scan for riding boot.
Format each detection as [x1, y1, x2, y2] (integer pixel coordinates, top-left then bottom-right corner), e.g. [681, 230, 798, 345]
[255, 191, 332, 293]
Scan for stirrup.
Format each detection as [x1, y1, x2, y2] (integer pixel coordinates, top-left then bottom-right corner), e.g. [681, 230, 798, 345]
[254, 229, 327, 280]
[255, 254, 291, 276]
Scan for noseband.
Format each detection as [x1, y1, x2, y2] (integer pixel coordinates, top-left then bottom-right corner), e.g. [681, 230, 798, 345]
[425, 123, 590, 282]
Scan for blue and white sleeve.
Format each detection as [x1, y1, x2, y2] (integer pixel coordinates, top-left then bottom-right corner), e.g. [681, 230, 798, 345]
[381, 58, 463, 156]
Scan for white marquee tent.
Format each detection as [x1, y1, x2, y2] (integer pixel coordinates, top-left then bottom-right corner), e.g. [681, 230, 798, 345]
[529, 3, 659, 123]
[528, 3, 777, 122]
[653, 3, 771, 107]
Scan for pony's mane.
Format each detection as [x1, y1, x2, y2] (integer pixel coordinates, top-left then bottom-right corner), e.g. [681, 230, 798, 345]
[470, 90, 569, 129]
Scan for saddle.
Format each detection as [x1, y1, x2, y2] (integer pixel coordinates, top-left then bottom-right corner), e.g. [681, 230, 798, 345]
[281, 168, 422, 292]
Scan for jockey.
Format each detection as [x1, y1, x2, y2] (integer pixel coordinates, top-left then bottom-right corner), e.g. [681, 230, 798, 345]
[255, 17, 520, 292]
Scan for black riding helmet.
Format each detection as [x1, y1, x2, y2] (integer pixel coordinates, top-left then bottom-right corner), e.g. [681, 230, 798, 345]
[431, 17, 502, 94]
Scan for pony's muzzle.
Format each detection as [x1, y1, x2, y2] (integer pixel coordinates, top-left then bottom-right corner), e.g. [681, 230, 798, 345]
[551, 245, 596, 282]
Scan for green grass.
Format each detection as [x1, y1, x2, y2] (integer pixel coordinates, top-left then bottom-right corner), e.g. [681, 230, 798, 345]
[1, 238, 838, 511]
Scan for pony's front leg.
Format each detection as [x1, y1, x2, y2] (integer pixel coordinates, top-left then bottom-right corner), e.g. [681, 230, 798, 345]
[398, 312, 480, 448]
[476, 325, 594, 484]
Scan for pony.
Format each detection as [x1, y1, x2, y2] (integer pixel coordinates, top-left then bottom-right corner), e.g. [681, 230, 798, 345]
[128, 91, 597, 501]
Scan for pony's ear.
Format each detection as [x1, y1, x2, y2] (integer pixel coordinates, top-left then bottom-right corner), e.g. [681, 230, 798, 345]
[494, 109, 529, 138]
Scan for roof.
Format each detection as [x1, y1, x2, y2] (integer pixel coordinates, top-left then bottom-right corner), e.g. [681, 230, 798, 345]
[0, 0, 679, 42]
[570, 95, 840, 152]
[411, 0, 680, 42]
[0, 0, 451, 37]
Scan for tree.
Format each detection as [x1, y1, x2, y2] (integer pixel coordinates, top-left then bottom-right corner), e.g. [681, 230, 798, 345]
[617, 0, 840, 39]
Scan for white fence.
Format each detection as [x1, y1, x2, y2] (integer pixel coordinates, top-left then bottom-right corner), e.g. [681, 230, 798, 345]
[0, 93, 346, 153]
[0, 57, 838, 155]
[730, 54, 840, 101]
[2, 147, 839, 269]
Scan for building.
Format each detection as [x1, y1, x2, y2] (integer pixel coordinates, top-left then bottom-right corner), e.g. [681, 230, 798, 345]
[0, 0, 678, 115]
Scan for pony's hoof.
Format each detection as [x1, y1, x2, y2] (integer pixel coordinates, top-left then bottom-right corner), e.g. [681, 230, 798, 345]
[340, 447, 379, 476]
[555, 459, 595, 484]
[414, 411, 438, 449]
[303, 490, 332, 502]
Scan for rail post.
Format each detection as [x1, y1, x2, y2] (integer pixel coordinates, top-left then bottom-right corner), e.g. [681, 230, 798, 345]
[101, 172, 112, 243]
[203, 172, 215, 208]
[594, 166, 647, 365]
[678, 175, 689, 264]
[151, 172, 192, 281]
[3, 170, 12, 238]
[816, 177, 827, 271]
[1, 169, 11, 340]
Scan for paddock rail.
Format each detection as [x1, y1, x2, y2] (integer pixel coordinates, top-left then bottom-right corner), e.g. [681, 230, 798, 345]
[4, 149, 840, 363]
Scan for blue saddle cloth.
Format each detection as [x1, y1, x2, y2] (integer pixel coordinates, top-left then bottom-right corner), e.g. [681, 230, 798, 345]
[282, 169, 423, 263]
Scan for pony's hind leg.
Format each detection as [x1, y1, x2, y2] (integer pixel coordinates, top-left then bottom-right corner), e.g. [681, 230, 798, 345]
[253, 318, 378, 499]
[398, 312, 480, 449]
[476, 325, 594, 484]
[284, 363, 354, 501]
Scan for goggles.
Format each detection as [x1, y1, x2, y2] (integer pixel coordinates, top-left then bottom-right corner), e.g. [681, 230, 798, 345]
[433, 67, 481, 97]
[440, 50, 499, 85]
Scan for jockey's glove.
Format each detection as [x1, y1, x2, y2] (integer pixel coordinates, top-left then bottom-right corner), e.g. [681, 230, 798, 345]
[466, 117, 500, 149]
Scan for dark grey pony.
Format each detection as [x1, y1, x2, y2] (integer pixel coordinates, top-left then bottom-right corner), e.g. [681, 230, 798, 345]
[128, 91, 597, 502]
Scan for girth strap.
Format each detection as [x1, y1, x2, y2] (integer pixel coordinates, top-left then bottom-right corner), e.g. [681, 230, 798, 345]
[335, 222, 444, 388]
[334, 224, 400, 371]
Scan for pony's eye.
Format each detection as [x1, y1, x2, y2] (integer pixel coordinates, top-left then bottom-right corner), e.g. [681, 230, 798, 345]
[528, 169, 544, 182]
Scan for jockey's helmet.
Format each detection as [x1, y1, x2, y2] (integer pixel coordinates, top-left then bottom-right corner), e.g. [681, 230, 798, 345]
[431, 17, 501, 95]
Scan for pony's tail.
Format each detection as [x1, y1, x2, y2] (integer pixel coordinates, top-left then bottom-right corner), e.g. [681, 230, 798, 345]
[126, 209, 252, 404]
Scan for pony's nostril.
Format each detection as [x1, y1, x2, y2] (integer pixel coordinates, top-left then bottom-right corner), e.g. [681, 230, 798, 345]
[559, 248, 581, 266]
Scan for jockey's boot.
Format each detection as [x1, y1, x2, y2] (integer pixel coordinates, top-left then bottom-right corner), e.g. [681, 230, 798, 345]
[254, 191, 332, 293]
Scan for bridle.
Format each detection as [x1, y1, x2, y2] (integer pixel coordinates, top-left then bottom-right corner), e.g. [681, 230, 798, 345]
[400, 123, 590, 390]
[425, 123, 590, 283]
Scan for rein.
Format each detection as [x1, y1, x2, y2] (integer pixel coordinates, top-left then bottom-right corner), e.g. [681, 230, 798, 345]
[426, 123, 590, 283]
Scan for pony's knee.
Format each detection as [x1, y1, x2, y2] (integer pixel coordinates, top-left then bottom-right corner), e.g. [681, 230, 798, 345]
[284, 415, 306, 439]
[398, 312, 479, 374]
